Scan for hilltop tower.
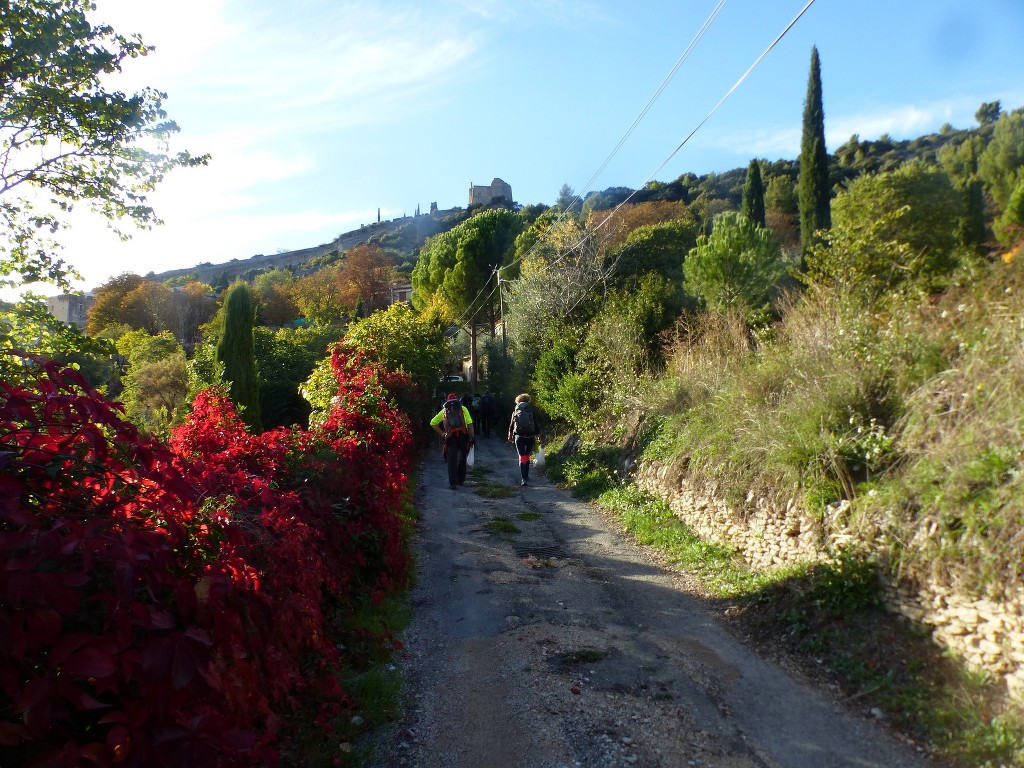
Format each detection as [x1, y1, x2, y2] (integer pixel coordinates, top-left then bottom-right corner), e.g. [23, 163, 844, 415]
[468, 178, 512, 207]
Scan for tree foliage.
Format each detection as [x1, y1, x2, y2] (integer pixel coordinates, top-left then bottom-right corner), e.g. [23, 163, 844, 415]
[975, 100, 1002, 126]
[978, 108, 1024, 210]
[742, 160, 766, 228]
[253, 268, 298, 326]
[291, 265, 347, 326]
[339, 243, 396, 313]
[994, 176, 1024, 246]
[798, 46, 831, 256]
[684, 212, 786, 323]
[0, 0, 206, 291]
[806, 162, 966, 295]
[504, 217, 614, 365]
[343, 303, 447, 391]
[614, 216, 700, 292]
[215, 282, 261, 432]
[411, 208, 521, 328]
[588, 200, 693, 253]
[1, 295, 115, 386]
[115, 328, 181, 366]
[86, 273, 149, 335]
[253, 323, 339, 430]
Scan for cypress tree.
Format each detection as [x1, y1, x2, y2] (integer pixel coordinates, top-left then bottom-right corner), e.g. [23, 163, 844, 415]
[742, 159, 766, 228]
[798, 46, 831, 260]
[215, 281, 262, 432]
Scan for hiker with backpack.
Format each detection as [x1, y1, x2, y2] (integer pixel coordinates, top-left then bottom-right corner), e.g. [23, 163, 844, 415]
[507, 393, 540, 486]
[430, 393, 475, 490]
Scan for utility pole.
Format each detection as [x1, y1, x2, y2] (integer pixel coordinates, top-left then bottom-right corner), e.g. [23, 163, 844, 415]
[496, 267, 508, 399]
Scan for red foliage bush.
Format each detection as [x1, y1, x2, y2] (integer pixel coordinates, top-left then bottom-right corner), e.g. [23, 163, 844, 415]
[0, 350, 416, 767]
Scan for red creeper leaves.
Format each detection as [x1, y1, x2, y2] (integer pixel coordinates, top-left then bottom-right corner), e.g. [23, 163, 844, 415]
[1, 351, 416, 767]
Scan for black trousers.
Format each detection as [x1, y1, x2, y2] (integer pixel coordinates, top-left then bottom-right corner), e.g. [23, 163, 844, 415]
[514, 434, 535, 481]
[446, 431, 470, 487]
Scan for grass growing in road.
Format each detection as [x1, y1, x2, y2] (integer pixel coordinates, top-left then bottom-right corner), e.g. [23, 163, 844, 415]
[475, 482, 516, 498]
[553, 649, 607, 667]
[469, 465, 518, 498]
[483, 516, 520, 535]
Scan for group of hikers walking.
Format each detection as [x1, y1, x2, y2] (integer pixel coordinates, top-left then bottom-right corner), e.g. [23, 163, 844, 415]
[430, 391, 542, 490]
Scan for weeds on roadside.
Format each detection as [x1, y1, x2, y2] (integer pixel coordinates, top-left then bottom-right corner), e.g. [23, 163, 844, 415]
[283, 592, 413, 767]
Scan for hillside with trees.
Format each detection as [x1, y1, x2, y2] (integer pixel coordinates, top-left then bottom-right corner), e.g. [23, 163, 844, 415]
[2, 7, 1023, 764]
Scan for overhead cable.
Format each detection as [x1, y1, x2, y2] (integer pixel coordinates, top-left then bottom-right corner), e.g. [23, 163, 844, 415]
[562, 0, 729, 214]
[503, 0, 730, 275]
[560, 0, 820, 315]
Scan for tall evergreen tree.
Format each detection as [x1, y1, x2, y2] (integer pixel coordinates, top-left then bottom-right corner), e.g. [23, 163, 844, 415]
[798, 46, 831, 259]
[215, 282, 262, 432]
[411, 208, 522, 386]
[741, 160, 766, 228]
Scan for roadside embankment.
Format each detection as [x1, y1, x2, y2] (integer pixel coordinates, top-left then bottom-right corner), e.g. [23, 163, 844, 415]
[634, 460, 1024, 702]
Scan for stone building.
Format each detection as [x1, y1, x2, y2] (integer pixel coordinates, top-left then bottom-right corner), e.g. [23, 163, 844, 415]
[46, 293, 94, 329]
[468, 178, 512, 207]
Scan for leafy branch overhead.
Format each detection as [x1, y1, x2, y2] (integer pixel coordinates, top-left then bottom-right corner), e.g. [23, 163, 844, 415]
[0, 0, 208, 290]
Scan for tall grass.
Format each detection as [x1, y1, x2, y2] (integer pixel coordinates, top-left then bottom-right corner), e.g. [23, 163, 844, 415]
[650, 257, 1024, 592]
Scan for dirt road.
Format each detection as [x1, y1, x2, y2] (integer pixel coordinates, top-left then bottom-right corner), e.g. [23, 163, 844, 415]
[369, 435, 936, 768]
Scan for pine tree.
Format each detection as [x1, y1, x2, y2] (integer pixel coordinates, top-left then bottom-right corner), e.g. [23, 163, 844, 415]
[742, 159, 766, 228]
[798, 46, 831, 260]
[215, 282, 262, 432]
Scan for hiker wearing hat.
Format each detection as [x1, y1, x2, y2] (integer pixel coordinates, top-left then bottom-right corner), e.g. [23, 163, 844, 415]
[430, 393, 475, 490]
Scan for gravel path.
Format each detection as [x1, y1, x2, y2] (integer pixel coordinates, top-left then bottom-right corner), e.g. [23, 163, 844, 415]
[367, 435, 936, 768]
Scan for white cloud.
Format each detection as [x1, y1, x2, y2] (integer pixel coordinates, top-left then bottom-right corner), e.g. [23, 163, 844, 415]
[828, 103, 962, 143]
[702, 95, 1007, 164]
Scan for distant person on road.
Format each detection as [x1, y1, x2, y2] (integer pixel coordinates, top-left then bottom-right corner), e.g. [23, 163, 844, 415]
[431, 393, 475, 490]
[461, 392, 477, 426]
[479, 391, 497, 437]
[507, 393, 540, 486]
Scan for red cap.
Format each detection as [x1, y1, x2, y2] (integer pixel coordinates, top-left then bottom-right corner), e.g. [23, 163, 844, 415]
[447, 392, 458, 400]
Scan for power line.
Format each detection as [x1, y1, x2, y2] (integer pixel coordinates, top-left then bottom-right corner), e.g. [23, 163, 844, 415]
[562, 0, 819, 258]
[563, 0, 729, 214]
[463, 1, 819, 357]
[533, 0, 821, 318]
[636, 0, 819, 193]
[504, 0, 730, 274]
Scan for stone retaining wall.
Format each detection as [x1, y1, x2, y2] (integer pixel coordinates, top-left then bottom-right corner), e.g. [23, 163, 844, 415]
[634, 461, 1024, 701]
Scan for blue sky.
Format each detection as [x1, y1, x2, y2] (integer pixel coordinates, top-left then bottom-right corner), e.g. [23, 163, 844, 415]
[32, 0, 1024, 294]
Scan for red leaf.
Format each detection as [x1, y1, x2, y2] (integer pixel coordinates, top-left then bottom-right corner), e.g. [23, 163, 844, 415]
[76, 741, 112, 767]
[0, 720, 26, 746]
[26, 608, 63, 646]
[62, 647, 118, 679]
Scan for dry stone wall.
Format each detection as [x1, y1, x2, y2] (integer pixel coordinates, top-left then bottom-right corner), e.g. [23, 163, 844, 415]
[634, 460, 1024, 701]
